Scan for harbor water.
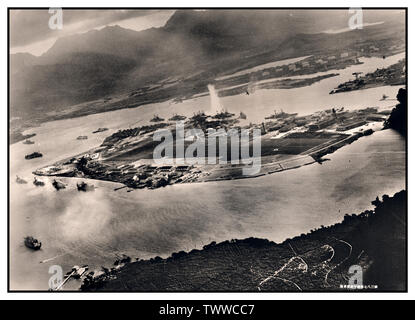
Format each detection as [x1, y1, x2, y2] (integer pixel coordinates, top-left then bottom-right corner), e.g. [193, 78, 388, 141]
[9, 53, 406, 290]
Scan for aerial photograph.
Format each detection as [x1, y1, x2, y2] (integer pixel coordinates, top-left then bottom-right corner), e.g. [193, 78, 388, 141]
[8, 8, 406, 293]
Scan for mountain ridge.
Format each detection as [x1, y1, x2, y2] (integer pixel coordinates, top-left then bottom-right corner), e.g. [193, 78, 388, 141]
[10, 10, 405, 123]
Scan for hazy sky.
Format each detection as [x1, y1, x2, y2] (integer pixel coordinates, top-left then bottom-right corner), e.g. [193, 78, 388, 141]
[10, 9, 403, 56]
[10, 9, 174, 56]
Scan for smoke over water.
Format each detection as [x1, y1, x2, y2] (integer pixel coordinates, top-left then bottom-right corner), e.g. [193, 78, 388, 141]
[208, 84, 222, 114]
[56, 188, 114, 242]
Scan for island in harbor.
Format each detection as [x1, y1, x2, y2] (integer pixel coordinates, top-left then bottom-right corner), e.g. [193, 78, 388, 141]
[330, 59, 406, 94]
[34, 105, 386, 190]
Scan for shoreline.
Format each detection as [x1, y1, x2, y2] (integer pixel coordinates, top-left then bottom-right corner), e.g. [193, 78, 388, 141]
[12, 127, 405, 291]
[33, 127, 375, 190]
[80, 189, 406, 292]
[330, 59, 405, 95]
[10, 51, 404, 145]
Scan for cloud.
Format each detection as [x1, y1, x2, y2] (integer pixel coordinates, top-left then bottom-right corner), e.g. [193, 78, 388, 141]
[10, 9, 166, 48]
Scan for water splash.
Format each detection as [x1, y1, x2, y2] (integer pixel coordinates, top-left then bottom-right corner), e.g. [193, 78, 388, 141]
[207, 84, 222, 114]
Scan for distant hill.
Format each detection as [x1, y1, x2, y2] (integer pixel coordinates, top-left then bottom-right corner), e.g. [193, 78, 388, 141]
[11, 52, 137, 118]
[9, 52, 37, 74]
[10, 9, 406, 123]
[42, 25, 145, 60]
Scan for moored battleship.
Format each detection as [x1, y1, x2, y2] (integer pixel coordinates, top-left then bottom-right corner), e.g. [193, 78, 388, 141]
[33, 177, 45, 186]
[212, 110, 235, 119]
[150, 114, 165, 122]
[265, 109, 297, 120]
[77, 181, 95, 192]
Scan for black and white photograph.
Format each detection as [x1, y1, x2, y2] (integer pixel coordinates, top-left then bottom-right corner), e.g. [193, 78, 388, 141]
[7, 6, 407, 297]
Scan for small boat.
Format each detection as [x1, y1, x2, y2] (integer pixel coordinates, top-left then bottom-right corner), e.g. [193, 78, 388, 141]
[92, 128, 108, 134]
[52, 179, 66, 190]
[380, 94, 389, 101]
[54, 265, 89, 290]
[22, 139, 35, 145]
[25, 152, 42, 160]
[16, 175, 27, 184]
[71, 265, 89, 279]
[77, 181, 95, 192]
[24, 236, 41, 250]
[76, 136, 88, 140]
[33, 177, 45, 187]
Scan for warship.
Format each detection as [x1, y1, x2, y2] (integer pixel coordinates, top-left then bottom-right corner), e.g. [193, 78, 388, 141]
[168, 114, 187, 121]
[33, 177, 45, 186]
[25, 152, 42, 160]
[92, 128, 108, 134]
[52, 179, 66, 190]
[265, 109, 298, 120]
[150, 115, 165, 122]
[77, 181, 95, 192]
[24, 236, 41, 250]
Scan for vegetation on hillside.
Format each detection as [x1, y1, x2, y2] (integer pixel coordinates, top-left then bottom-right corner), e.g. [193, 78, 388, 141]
[81, 190, 406, 292]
